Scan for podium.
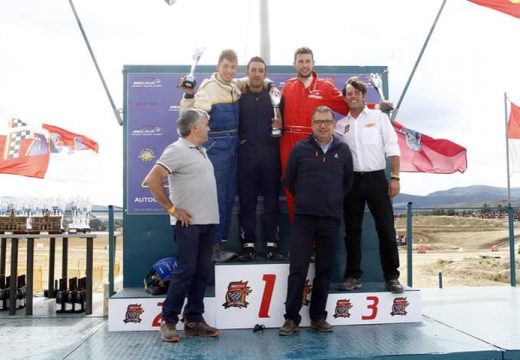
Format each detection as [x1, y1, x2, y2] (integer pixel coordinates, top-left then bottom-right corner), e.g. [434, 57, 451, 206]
[108, 262, 420, 332]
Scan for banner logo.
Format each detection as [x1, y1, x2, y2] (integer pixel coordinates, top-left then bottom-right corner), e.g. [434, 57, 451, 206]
[139, 149, 155, 162]
[123, 304, 144, 323]
[222, 281, 252, 309]
[390, 297, 409, 316]
[333, 299, 353, 318]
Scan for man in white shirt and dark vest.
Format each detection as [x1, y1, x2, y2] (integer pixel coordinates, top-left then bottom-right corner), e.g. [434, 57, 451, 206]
[336, 77, 404, 294]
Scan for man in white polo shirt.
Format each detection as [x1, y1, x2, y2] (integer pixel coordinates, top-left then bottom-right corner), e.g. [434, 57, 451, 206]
[336, 77, 403, 294]
[143, 108, 219, 342]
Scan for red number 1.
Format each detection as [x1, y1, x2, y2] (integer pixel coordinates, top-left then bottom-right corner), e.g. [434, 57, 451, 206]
[258, 274, 276, 318]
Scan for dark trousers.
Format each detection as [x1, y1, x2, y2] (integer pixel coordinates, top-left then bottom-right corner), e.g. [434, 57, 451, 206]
[343, 170, 400, 281]
[238, 143, 281, 244]
[285, 214, 340, 324]
[161, 224, 215, 324]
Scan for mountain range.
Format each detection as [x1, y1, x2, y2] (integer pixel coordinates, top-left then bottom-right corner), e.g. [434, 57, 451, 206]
[393, 185, 520, 209]
[2, 186, 519, 211]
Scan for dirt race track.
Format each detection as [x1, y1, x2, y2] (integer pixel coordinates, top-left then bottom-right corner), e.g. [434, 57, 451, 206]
[396, 215, 519, 288]
[2, 215, 519, 292]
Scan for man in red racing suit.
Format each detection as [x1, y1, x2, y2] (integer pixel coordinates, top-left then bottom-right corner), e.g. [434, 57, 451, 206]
[280, 47, 348, 220]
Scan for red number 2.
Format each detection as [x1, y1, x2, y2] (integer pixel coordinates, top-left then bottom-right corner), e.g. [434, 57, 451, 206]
[152, 302, 164, 327]
[362, 296, 379, 320]
[258, 274, 276, 318]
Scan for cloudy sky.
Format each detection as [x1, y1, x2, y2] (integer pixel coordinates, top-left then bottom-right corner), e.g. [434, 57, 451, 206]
[0, 0, 519, 206]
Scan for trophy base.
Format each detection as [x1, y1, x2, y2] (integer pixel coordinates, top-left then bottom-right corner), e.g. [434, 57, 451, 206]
[271, 130, 282, 138]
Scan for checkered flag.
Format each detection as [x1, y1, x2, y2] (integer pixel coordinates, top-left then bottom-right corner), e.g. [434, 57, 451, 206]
[5, 118, 31, 159]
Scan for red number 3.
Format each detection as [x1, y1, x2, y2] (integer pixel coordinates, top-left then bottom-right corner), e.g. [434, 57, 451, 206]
[362, 296, 379, 320]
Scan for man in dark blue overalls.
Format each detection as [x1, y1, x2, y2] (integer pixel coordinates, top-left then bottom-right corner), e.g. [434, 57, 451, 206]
[236, 57, 286, 261]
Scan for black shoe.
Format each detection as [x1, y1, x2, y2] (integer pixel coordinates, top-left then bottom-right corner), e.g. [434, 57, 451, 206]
[184, 321, 220, 337]
[310, 318, 333, 333]
[279, 318, 299, 336]
[237, 246, 256, 262]
[212, 243, 237, 262]
[339, 277, 362, 291]
[266, 246, 286, 261]
[385, 279, 404, 294]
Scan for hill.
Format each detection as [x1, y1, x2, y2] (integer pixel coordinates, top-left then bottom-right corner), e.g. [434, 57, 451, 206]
[394, 185, 520, 209]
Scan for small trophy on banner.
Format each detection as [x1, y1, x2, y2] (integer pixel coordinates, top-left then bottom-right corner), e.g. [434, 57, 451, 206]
[269, 87, 282, 137]
[369, 73, 385, 101]
[182, 47, 206, 89]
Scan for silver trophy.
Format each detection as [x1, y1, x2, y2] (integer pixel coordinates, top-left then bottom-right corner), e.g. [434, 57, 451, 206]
[269, 87, 282, 137]
[369, 73, 385, 100]
[369, 73, 394, 115]
[182, 47, 205, 89]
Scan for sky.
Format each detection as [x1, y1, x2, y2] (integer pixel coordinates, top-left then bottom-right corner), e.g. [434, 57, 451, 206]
[0, 0, 519, 206]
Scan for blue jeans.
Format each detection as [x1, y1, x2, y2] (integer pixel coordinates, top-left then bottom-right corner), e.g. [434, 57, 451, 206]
[205, 132, 238, 243]
[161, 224, 215, 324]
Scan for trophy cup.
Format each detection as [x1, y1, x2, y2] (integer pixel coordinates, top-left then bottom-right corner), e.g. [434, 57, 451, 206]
[269, 87, 282, 137]
[182, 47, 206, 89]
[369, 73, 385, 100]
[369, 73, 394, 116]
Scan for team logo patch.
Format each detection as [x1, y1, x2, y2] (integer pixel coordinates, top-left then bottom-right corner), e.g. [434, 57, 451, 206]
[302, 279, 312, 306]
[390, 297, 409, 316]
[333, 299, 353, 318]
[123, 304, 144, 323]
[343, 124, 350, 134]
[222, 281, 252, 309]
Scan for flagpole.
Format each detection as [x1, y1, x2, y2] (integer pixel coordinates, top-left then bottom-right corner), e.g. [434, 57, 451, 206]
[259, 0, 271, 65]
[391, 0, 447, 121]
[68, 0, 123, 126]
[504, 91, 517, 287]
[505, 92, 512, 205]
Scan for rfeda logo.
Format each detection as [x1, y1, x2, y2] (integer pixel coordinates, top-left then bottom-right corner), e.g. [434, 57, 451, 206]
[333, 299, 353, 318]
[123, 304, 144, 323]
[390, 297, 409, 316]
[222, 281, 252, 309]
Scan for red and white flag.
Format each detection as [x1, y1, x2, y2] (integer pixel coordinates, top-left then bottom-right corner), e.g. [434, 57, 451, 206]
[507, 102, 520, 173]
[0, 119, 99, 181]
[469, 0, 520, 19]
[392, 121, 467, 174]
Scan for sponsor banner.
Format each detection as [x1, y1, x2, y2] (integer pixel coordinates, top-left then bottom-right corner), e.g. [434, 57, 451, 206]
[125, 71, 382, 213]
[109, 263, 420, 331]
[126, 73, 188, 213]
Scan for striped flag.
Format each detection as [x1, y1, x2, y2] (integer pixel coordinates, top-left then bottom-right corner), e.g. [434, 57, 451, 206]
[0, 119, 99, 181]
